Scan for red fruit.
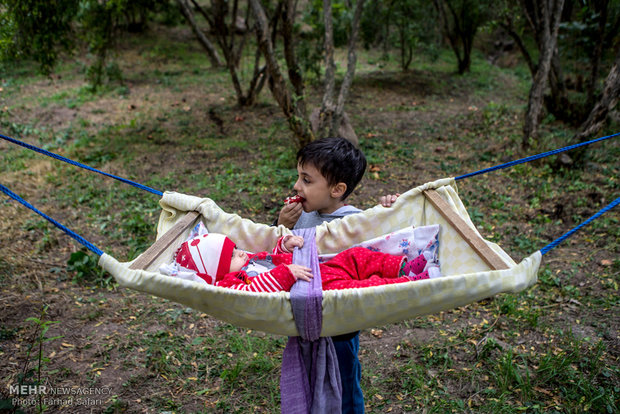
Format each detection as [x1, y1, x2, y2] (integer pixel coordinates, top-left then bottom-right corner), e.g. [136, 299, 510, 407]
[284, 195, 304, 205]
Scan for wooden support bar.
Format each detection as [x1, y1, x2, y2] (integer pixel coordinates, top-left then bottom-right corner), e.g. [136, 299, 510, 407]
[423, 189, 509, 271]
[129, 211, 200, 271]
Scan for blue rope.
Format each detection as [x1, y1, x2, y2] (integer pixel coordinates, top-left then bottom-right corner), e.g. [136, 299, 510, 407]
[540, 196, 620, 255]
[1, 133, 163, 196]
[0, 183, 103, 256]
[455, 132, 620, 181]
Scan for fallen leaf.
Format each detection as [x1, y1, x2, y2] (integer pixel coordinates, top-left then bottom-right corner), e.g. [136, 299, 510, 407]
[534, 387, 553, 396]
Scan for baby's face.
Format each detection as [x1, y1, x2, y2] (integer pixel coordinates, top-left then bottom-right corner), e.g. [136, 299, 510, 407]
[229, 248, 248, 273]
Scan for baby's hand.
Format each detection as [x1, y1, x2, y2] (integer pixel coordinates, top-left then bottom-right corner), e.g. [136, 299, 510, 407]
[379, 193, 401, 207]
[287, 264, 313, 282]
[284, 235, 305, 251]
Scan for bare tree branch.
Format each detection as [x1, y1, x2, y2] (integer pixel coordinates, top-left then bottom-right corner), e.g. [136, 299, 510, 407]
[190, 0, 214, 27]
[311, 0, 364, 145]
[249, 0, 313, 148]
[321, 0, 336, 116]
[574, 50, 620, 144]
[586, 0, 609, 109]
[176, 0, 222, 67]
[282, 0, 305, 99]
[333, 0, 366, 134]
[500, 21, 535, 77]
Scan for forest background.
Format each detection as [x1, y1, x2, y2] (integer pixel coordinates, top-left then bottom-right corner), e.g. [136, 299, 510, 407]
[0, 0, 619, 412]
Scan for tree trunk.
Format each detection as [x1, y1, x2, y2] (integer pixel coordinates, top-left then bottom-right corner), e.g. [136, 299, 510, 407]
[249, 0, 313, 148]
[321, 0, 336, 119]
[332, 0, 365, 138]
[433, 0, 481, 74]
[586, 0, 609, 109]
[546, 48, 572, 122]
[176, 0, 223, 67]
[313, 0, 365, 146]
[281, 0, 306, 100]
[522, 0, 565, 148]
[184, 0, 266, 106]
[433, 0, 462, 70]
[571, 50, 620, 163]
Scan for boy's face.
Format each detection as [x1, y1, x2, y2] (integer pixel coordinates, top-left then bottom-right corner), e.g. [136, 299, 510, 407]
[293, 162, 346, 214]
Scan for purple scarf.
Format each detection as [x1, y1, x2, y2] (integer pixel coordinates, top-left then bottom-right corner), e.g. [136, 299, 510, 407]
[280, 227, 342, 413]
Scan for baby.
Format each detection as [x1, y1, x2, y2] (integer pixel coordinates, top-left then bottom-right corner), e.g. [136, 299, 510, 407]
[171, 232, 439, 293]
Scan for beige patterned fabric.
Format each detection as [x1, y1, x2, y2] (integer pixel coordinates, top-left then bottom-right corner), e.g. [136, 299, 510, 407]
[99, 178, 540, 336]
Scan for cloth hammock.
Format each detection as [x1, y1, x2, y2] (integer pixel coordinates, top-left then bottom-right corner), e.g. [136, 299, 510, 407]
[99, 177, 540, 337]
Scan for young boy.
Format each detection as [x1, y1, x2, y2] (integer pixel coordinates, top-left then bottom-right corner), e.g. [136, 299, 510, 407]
[174, 233, 434, 292]
[276, 137, 367, 230]
[275, 137, 369, 414]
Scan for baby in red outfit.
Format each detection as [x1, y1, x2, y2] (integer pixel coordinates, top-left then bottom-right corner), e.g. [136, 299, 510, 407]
[173, 233, 434, 293]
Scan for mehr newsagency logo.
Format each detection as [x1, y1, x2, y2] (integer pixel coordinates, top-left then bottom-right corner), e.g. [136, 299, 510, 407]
[8, 384, 112, 408]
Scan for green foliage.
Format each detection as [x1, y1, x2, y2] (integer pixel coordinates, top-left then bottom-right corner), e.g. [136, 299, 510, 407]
[535, 332, 619, 413]
[67, 250, 113, 287]
[0, 0, 78, 74]
[361, 0, 440, 70]
[0, 0, 177, 87]
[434, 0, 493, 74]
[558, 3, 620, 69]
[11, 306, 63, 413]
[77, 0, 125, 89]
[297, 0, 356, 80]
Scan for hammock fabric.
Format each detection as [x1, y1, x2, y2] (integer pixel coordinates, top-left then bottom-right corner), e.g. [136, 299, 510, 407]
[99, 177, 540, 337]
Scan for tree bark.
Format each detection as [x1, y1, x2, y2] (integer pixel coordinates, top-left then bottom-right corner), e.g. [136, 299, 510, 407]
[320, 0, 336, 119]
[522, 0, 565, 148]
[547, 48, 571, 122]
[586, 0, 609, 109]
[281, 0, 305, 100]
[571, 50, 620, 163]
[313, 0, 365, 145]
[433, 0, 462, 69]
[432, 0, 482, 74]
[176, 0, 223, 67]
[333, 0, 365, 136]
[249, 0, 313, 148]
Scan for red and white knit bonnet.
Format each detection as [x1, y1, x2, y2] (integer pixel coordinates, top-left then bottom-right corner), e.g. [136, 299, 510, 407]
[175, 233, 235, 285]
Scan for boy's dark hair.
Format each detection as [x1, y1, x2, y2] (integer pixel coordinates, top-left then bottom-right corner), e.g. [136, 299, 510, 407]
[297, 137, 367, 200]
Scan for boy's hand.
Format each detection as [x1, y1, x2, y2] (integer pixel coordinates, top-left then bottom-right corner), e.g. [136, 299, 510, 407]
[284, 235, 305, 251]
[287, 264, 313, 282]
[277, 202, 303, 228]
[380, 193, 401, 207]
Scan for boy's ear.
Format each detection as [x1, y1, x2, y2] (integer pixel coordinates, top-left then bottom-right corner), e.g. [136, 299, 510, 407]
[331, 182, 347, 199]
